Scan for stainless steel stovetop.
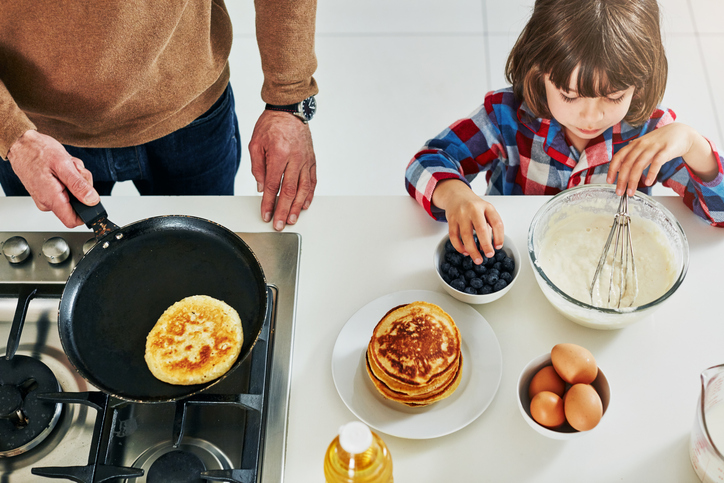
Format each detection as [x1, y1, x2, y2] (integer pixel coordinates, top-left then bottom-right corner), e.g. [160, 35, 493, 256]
[0, 231, 300, 483]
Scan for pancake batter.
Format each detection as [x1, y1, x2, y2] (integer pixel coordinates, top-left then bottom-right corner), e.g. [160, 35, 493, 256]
[537, 209, 678, 309]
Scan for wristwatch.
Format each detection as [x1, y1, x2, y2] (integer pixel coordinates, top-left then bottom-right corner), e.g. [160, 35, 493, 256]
[265, 95, 316, 123]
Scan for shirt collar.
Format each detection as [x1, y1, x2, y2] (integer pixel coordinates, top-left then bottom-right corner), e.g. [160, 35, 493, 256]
[517, 100, 639, 169]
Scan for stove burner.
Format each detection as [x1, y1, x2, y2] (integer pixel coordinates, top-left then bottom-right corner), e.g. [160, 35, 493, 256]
[146, 450, 205, 483]
[0, 384, 25, 421]
[0, 355, 63, 457]
[124, 438, 233, 483]
[0, 233, 296, 483]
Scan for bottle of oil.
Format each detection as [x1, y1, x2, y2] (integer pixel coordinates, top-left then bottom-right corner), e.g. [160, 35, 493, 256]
[324, 421, 393, 483]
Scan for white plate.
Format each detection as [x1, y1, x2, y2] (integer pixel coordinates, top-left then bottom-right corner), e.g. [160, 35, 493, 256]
[331, 290, 503, 439]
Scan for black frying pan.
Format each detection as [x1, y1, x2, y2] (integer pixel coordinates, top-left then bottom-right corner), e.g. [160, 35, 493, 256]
[58, 197, 268, 403]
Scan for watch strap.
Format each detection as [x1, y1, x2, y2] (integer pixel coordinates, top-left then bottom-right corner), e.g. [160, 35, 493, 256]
[265, 103, 300, 113]
[265, 96, 315, 123]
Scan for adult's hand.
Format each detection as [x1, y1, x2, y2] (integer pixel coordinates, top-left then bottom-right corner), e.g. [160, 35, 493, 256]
[6, 130, 99, 228]
[248, 110, 317, 231]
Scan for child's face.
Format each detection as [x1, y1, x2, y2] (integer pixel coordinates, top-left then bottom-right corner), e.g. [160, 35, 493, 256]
[544, 67, 635, 151]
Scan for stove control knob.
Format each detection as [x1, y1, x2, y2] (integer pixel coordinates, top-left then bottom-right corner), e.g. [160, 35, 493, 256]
[2, 236, 31, 264]
[42, 237, 70, 264]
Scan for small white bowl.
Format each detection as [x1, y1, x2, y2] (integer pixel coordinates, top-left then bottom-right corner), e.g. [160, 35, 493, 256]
[434, 235, 521, 304]
[517, 352, 611, 440]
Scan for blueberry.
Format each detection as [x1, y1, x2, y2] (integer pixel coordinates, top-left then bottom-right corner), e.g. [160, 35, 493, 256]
[464, 287, 477, 295]
[493, 279, 508, 292]
[492, 261, 502, 272]
[445, 252, 463, 267]
[464, 269, 477, 281]
[484, 256, 496, 267]
[441, 262, 451, 274]
[473, 263, 487, 275]
[470, 277, 484, 289]
[488, 268, 500, 278]
[484, 273, 499, 286]
[462, 257, 474, 271]
[502, 257, 515, 272]
[447, 266, 460, 279]
[478, 285, 493, 295]
[500, 271, 513, 283]
[442, 272, 452, 283]
[450, 278, 466, 292]
[445, 239, 456, 252]
[495, 250, 507, 262]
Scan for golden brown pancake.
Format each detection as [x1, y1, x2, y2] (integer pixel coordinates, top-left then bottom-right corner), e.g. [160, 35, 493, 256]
[366, 352, 463, 407]
[367, 345, 459, 396]
[365, 301, 463, 406]
[145, 295, 243, 385]
[368, 301, 461, 386]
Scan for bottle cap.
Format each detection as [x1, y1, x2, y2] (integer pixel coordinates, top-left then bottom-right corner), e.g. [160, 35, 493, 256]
[338, 421, 373, 454]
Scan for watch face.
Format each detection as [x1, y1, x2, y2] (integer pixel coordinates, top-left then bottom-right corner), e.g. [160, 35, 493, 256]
[301, 96, 316, 121]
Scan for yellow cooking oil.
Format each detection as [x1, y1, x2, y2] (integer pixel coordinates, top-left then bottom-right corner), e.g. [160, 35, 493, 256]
[324, 421, 393, 483]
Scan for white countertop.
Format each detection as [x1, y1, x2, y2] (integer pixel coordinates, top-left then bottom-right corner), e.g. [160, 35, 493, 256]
[1, 194, 722, 482]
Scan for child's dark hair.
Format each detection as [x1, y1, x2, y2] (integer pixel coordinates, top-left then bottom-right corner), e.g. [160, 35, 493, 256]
[505, 0, 667, 126]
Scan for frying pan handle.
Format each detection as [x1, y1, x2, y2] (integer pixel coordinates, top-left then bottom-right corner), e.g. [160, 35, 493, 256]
[68, 192, 120, 239]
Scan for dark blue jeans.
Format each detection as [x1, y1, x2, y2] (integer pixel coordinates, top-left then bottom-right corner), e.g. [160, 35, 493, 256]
[0, 83, 241, 196]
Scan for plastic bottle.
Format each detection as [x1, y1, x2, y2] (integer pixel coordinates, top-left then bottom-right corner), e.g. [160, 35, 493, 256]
[323, 421, 393, 483]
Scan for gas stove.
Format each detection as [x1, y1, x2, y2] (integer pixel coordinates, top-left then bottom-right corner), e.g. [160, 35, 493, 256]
[0, 231, 300, 483]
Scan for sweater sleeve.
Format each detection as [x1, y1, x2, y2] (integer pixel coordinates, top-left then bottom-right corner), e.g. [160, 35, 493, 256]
[648, 108, 724, 227]
[254, 0, 319, 105]
[0, 79, 36, 159]
[405, 92, 509, 221]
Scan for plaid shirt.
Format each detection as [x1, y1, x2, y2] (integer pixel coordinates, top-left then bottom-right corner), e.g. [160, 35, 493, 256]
[406, 87, 724, 227]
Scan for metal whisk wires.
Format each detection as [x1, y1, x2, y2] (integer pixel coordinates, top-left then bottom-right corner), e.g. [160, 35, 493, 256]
[590, 192, 639, 309]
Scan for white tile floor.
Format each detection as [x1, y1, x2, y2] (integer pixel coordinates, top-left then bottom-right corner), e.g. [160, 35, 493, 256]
[3, 0, 723, 199]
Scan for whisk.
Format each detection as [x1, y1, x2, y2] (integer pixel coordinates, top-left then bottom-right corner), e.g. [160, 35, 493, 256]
[589, 192, 639, 308]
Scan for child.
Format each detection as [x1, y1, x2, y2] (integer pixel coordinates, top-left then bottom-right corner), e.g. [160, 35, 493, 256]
[405, 0, 724, 266]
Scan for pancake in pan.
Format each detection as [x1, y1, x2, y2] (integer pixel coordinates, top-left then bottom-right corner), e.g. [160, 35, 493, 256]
[145, 295, 243, 385]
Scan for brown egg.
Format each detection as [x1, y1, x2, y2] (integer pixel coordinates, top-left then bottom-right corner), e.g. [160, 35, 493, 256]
[530, 391, 566, 428]
[551, 343, 598, 384]
[528, 365, 566, 399]
[564, 383, 603, 431]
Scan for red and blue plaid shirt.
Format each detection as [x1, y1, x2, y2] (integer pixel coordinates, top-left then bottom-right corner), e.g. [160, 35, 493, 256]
[406, 87, 724, 226]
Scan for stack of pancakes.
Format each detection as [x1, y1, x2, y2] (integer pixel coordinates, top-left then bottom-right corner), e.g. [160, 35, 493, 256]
[365, 301, 462, 407]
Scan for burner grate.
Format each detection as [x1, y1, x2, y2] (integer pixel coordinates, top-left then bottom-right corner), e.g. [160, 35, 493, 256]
[29, 286, 275, 483]
[30, 392, 144, 482]
[0, 355, 63, 457]
[1, 231, 298, 483]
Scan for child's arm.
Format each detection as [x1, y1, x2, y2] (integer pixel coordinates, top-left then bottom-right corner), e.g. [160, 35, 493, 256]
[431, 179, 504, 263]
[406, 89, 519, 262]
[606, 112, 724, 226]
[607, 122, 719, 195]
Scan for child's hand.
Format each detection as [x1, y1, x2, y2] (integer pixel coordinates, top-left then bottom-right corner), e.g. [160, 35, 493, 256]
[431, 179, 504, 265]
[607, 122, 717, 195]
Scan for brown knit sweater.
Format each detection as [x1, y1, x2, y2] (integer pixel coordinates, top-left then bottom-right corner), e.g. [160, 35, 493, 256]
[0, 0, 318, 157]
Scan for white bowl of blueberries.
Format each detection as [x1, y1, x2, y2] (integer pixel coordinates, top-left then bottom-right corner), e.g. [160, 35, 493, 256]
[434, 234, 521, 304]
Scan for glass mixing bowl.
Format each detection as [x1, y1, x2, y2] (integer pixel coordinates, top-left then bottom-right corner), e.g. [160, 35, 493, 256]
[527, 184, 689, 329]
